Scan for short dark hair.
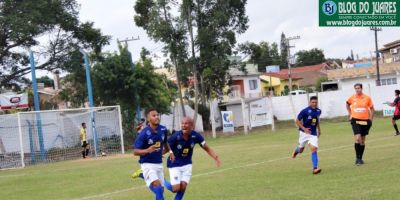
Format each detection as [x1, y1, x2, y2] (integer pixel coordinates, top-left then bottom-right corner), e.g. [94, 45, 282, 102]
[310, 96, 318, 101]
[81, 123, 86, 127]
[354, 83, 363, 88]
[145, 108, 158, 116]
[395, 90, 400, 95]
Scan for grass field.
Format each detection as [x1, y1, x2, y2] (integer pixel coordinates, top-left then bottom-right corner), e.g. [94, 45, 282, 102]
[1, 117, 400, 200]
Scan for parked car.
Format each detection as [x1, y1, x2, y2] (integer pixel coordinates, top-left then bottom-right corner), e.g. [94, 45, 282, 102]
[289, 90, 307, 95]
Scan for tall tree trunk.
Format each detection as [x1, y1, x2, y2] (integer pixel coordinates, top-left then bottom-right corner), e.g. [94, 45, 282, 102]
[173, 56, 186, 117]
[196, 0, 206, 106]
[161, 3, 186, 117]
[186, 5, 199, 127]
[200, 74, 206, 106]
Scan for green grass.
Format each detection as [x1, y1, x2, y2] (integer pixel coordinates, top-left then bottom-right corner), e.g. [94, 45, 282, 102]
[1, 117, 400, 200]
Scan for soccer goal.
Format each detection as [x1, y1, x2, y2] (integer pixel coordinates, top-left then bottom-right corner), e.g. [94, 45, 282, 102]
[0, 106, 124, 169]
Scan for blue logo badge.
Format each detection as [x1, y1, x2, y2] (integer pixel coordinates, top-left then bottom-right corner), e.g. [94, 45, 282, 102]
[322, 1, 337, 16]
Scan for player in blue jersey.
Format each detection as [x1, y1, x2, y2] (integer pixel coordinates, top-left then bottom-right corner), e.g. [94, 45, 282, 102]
[291, 96, 322, 174]
[163, 117, 220, 200]
[133, 108, 170, 200]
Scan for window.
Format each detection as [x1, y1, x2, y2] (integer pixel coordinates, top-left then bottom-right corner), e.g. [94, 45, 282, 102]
[381, 78, 397, 86]
[249, 80, 258, 90]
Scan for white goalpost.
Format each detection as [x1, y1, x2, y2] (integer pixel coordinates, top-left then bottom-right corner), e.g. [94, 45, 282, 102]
[0, 105, 124, 169]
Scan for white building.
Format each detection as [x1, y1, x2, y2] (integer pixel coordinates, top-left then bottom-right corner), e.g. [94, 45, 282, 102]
[227, 63, 262, 100]
[327, 62, 400, 90]
[217, 63, 272, 129]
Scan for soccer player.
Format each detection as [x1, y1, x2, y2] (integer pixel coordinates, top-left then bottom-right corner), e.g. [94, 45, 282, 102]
[136, 118, 146, 132]
[291, 96, 322, 175]
[346, 83, 374, 166]
[133, 108, 169, 200]
[386, 89, 400, 136]
[163, 117, 221, 200]
[80, 123, 90, 159]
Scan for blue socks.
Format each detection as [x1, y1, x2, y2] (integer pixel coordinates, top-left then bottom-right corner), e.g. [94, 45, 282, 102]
[164, 178, 173, 192]
[149, 185, 164, 200]
[162, 178, 185, 200]
[311, 151, 318, 169]
[175, 191, 185, 200]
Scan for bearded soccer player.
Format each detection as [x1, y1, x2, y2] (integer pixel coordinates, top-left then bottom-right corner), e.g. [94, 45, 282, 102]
[346, 83, 374, 166]
[133, 108, 169, 200]
[386, 89, 400, 136]
[292, 96, 322, 175]
[163, 117, 221, 200]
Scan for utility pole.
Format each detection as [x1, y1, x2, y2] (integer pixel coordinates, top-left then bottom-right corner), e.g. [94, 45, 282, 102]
[285, 35, 300, 92]
[370, 27, 382, 86]
[117, 36, 141, 120]
[117, 36, 140, 46]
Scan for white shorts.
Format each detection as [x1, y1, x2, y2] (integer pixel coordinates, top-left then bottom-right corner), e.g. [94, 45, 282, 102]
[141, 163, 164, 187]
[168, 164, 193, 185]
[298, 131, 319, 148]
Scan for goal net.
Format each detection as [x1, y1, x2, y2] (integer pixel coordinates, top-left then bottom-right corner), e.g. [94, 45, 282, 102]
[0, 106, 124, 169]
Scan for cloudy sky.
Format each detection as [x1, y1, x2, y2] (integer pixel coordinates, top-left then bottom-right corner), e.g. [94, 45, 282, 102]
[76, 0, 400, 66]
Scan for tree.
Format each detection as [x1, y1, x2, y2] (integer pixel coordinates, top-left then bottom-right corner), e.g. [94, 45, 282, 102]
[239, 41, 280, 72]
[37, 76, 54, 88]
[295, 48, 326, 67]
[58, 50, 89, 107]
[134, 0, 189, 117]
[280, 32, 288, 69]
[92, 45, 175, 143]
[0, 0, 110, 86]
[187, 0, 249, 101]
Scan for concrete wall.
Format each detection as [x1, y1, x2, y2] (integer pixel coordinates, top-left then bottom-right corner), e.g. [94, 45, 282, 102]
[271, 83, 400, 121]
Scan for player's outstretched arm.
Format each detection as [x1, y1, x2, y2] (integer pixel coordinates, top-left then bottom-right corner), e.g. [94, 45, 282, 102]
[386, 101, 395, 107]
[202, 144, 221, 167]
[133, 145, 158, 156]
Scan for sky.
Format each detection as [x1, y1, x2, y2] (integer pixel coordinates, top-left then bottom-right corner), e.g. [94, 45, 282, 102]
[45, 0, 400, 75]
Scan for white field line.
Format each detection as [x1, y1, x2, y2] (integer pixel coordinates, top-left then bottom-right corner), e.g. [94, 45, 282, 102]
[72, 135, 395, 200]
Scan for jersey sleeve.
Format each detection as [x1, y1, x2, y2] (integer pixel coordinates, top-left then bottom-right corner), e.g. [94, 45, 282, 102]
[346, 96, 353, 105]
[133, 132, 145, 149]
[367, 96, 374, 108]
[167, 132, 176, 147]
[297, 109, 305, 121]
[164, 129, 168, 144]
[195, 132, 206, 147]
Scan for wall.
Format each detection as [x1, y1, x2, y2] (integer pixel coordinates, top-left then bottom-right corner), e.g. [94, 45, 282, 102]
[160, 104, 203, 133]
[225, 98, 272, 128]
[270, 83, 400, 121]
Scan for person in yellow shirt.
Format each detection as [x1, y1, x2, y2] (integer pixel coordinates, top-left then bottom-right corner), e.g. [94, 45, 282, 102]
[346, 83, 374, 166]
[80, 123, 90, 159]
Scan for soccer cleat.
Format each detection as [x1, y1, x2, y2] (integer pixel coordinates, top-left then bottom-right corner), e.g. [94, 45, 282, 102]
[131, 168, 143, 180]
[355, 159, 362, 166]
[312, 168, 322, 175]
[291, 151, 298, 158]
[359, 159, 365, 165]
[395, 132, 400, 136]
